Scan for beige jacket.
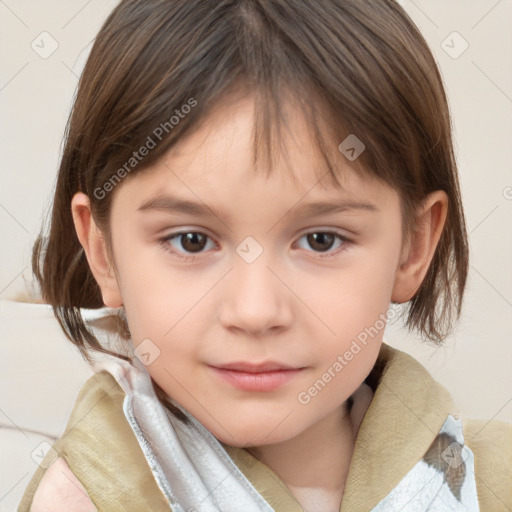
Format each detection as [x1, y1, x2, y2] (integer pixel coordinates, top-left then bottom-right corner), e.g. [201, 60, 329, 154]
[18, 343, 512, 511]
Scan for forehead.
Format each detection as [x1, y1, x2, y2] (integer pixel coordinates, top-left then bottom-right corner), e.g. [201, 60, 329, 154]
[111, 91, 397, 221]
[154, 91, 356, 189]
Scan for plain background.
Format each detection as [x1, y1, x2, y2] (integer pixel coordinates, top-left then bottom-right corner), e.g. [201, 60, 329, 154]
[1, 0, 511, 428]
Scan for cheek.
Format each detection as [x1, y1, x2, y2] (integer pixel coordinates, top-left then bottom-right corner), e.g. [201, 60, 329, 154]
[112, 236, 203, 336]
[313, 252, 398, 333]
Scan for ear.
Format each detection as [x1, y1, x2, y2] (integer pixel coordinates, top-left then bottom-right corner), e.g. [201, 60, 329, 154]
[71, 192, 123, 308]
[392, 190, 448, 303]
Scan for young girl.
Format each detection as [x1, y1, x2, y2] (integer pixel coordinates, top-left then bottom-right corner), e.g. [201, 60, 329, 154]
[18, 0, 511, 511]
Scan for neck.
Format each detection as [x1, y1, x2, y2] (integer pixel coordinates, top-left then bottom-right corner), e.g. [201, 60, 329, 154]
[247, 401, 354, 504]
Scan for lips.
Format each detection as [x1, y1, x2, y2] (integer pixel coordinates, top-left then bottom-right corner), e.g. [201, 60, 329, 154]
[211, 361, 301, 373]
[207, 361, 305, 392]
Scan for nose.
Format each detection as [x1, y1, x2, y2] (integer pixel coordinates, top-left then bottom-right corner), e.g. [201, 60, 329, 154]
[218, 251, 294, 337]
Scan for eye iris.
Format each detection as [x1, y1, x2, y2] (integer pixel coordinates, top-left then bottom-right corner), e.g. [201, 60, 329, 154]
[181, 233, 207, 252]
[307, 233, 335, 252]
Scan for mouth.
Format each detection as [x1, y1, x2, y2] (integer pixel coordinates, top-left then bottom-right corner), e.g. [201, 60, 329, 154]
[211, 361, 302, 373]
[207, 361, 306, 392]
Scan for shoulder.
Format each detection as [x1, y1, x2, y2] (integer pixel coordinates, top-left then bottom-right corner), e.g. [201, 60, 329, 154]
[68, 370, 126, 416]
[464, 418, 512, 511]
[19, 370, 171, 512]
[18, 372, 121, 512]
[30, 457, 97, 512]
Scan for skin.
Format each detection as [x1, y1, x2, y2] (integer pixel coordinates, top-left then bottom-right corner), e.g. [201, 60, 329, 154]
[31, 458, 96, 512]
[71, 93, 447, 510]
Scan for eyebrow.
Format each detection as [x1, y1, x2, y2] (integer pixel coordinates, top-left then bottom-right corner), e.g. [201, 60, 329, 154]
[137, 195, 378, 223]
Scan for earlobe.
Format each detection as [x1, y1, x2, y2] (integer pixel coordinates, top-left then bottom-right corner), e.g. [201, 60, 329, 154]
[71, 192, 123, 308]
[391, 191, 448, 303]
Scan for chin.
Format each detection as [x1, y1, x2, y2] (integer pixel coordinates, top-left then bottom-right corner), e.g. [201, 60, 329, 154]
[208, 418, 300, 448]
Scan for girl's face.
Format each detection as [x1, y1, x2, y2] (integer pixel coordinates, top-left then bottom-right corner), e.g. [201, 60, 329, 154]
[107, 94, 404, 447]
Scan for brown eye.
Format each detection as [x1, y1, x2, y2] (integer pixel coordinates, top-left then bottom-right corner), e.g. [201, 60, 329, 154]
[306, 233, 336, 252]
[295, 231, 350, 258]
[179, 232, 208, 253]
[163, 231, 215, 259]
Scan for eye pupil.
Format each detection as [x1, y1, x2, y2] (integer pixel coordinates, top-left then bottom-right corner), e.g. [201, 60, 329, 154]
[181, 233, 207, 252]
[307, 233, 335, 252]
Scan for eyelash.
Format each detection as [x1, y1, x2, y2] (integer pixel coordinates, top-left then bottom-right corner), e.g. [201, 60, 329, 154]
[159, 230, 352, 262]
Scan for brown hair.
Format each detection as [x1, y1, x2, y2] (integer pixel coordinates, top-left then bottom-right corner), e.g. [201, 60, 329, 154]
[33, 0, 468, 418]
